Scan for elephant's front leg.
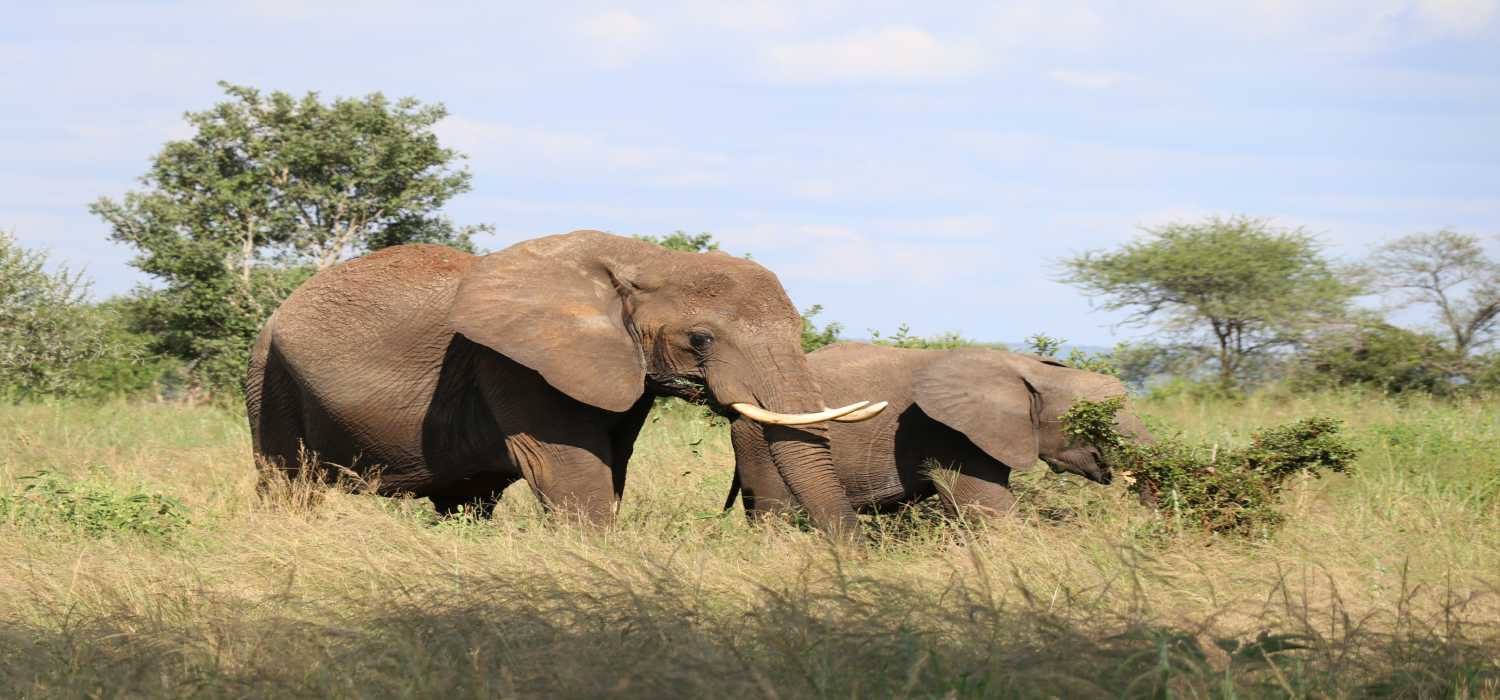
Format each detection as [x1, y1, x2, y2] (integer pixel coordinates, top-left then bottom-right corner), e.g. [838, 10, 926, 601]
[932, 461, 1017, 520]
[729, 418, 798, 521]
[506, 432, 619, 525]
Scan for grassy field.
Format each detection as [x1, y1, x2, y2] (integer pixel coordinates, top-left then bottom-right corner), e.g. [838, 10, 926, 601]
[1, 392, 1497, 698]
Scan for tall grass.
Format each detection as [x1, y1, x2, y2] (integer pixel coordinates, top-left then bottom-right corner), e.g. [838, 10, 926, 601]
[1, 393, 1497, 697]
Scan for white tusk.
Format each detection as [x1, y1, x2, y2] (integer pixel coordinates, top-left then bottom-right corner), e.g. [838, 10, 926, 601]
[831, 401, 888, 422]
[731, 401, 870, 426]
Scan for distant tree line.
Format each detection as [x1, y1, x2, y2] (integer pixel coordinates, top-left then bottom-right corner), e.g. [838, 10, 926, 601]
[4, 83, 1499, 403]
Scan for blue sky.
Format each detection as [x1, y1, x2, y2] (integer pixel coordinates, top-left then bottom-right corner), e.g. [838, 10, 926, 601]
[3, 1, 1498, 344]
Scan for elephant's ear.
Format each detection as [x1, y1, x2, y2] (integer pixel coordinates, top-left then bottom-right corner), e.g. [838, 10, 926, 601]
[912, 350, 1041, 470]
[449, 233, 647, 413]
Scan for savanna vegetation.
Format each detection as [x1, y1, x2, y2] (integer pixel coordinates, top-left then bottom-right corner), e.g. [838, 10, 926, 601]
[2, 82, 1498, 697]
[1, 393, 1497, 697]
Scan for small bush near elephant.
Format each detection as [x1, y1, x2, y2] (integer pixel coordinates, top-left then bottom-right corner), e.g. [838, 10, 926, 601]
[0, 470, 191, 540]
[1063, 397, 1358, 538]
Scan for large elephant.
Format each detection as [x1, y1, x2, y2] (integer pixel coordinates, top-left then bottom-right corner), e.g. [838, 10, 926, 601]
[246, 231, 884, 538]
[727, 343, 1150, 519]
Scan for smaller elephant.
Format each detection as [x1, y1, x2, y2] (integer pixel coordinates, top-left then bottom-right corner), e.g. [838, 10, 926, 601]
[727, 343, 1151, 519]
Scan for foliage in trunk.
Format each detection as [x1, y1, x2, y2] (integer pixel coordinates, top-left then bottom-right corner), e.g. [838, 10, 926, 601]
[1062, 397, 1357, 539]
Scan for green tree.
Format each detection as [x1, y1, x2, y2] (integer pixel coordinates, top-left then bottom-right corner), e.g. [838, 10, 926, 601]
[1059, 215, 1358, 389]
[1294, 320, 1460, 395]
[0, 230, 95, 400]
[1366, 230, 1500, 356]
[90, 82, 486, 396]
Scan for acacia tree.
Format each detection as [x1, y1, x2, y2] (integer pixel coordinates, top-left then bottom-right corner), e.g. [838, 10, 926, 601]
[1059, 216, 1358, 388]
[91, 82, 488, 395]
[1366, 230, 1500, 356]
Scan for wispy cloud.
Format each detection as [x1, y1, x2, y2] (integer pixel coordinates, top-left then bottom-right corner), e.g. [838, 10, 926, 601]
[573, 10, 655, 68]
[434, 116, 731, 186]
[759, 26, 984, 83]
[1047, 69, 1130, 89]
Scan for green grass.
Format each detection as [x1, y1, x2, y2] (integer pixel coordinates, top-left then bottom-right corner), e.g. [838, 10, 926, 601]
[0, 393, 1497, 697]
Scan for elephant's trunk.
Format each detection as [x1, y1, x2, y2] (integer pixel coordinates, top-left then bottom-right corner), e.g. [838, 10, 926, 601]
[727, 347, 861, 542]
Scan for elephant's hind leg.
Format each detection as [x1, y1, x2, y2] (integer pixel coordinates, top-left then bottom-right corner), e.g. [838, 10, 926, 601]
[932, 460, 1017, 520]
[249, 346, 311, 494]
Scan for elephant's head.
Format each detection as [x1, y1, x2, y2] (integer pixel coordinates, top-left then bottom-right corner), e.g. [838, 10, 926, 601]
[448, 230, 882, 538]
[912, 349, 1150, 485]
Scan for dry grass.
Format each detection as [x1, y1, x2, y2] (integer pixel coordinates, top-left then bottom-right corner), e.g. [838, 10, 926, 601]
[1, 394, 1497, 698]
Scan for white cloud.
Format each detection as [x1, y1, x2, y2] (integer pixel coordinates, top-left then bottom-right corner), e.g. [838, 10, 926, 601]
[682, 0, 849, 34]
[435, 116, 731, 186]
[717, 222, 999, 285]
[1047, 69, 1130, 89]
[760, 26, 984, 83]
[574, 10, 655, 68]
[985, 2, 1110, 48]
[1150, 0, 1499, 52]
[1412, 0, 1500, 34]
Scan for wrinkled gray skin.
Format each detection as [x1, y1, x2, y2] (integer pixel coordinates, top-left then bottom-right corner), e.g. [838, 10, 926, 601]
[729, 343, 1151, 519]
[247, 231, 862, 538]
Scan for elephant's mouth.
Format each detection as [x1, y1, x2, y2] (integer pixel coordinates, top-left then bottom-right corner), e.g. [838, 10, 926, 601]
[646, 372, 713, 404]
[1045, 453, 1113, 486]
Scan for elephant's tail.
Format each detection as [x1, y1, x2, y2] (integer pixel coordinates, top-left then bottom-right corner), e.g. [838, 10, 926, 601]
[722, 468, 741, 512]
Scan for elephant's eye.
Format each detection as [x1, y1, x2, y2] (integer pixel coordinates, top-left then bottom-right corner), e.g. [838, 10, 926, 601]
[688, 331, 714, 353]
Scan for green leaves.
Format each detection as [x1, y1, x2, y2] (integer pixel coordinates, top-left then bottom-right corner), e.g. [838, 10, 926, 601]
[801, 304, 844, 352]
[0, 470, 191, 541]
[0, 231, 98, 401]
[1061, 398, 1359, 539]
[1059, 395, 1128, 451]
[635, 230, 720, 253]
[869, 323, 980, 349]
[89, 82, 483, 397]
[1058, 215, 1360, 388]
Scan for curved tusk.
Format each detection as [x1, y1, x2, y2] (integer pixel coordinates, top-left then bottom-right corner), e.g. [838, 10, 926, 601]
[831, 401, 888, 422]
[730, 400, 870, 426]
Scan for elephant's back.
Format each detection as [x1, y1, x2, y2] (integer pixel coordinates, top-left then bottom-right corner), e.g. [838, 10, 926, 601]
[807, 342, 927, 408]
[271, 244, 475, 365]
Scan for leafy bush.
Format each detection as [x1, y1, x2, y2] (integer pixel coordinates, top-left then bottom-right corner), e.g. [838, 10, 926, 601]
[0, 230, 96, 400]
[1294, 322, 1461, 395]
[2, 231, 194, 402]
[870, 323, 986, 349]
[1062, 398, 1357, 538]
[799, 304, 844, 352]
[634, 230, 719, 253]
[0, 470, 191, 540]
[1023, 333, 1120, 376]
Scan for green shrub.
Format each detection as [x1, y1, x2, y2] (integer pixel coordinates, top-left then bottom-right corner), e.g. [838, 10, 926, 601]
[1294, 322, 1461, 395]
[870, 323, 990, 349]
[1062, 398, 1357, 538]
[1023, 333, 1120, 376]
[0, 470, 191, 540]
[0, 230, 96, 400]
[800, 304, 844, 352]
